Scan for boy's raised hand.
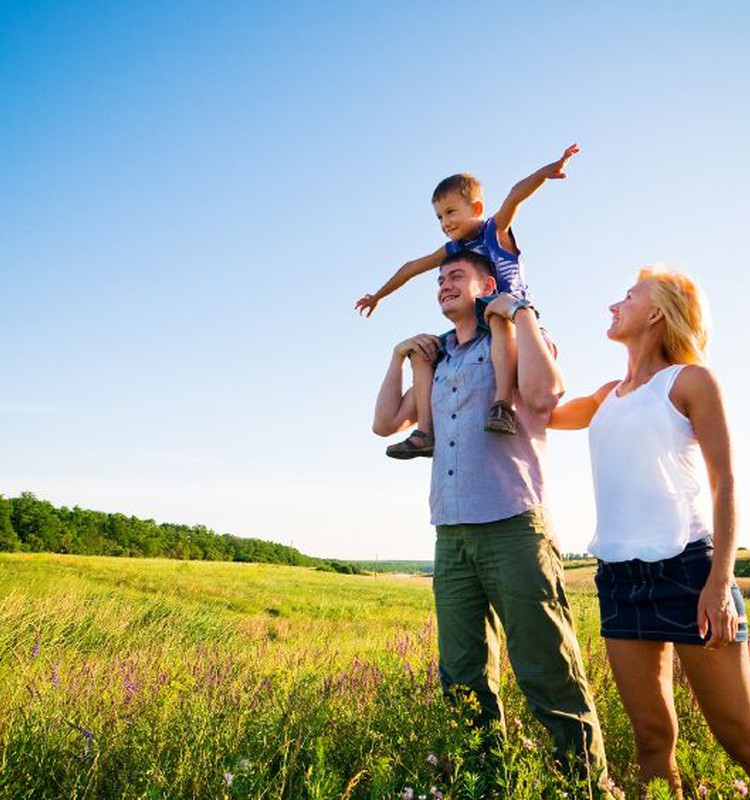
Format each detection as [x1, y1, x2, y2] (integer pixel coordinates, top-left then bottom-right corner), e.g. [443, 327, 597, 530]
[355, 293, 379, 317]
[542, 143, 580, 180]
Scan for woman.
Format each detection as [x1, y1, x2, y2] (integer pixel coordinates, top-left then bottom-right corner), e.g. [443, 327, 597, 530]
[550, 268, 750, 797]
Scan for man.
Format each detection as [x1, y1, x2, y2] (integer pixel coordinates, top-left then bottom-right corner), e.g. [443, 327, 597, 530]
[372, 250, 606, 776]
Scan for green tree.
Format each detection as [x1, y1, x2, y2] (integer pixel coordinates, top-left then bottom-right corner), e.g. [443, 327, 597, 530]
[0, 495, 20, 551]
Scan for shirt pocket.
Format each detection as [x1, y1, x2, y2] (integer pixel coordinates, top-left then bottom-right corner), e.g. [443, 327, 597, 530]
[464, 352, 495, 392]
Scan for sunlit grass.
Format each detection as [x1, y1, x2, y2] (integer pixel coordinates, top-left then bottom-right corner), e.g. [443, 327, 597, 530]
[0, 553, 747, 798]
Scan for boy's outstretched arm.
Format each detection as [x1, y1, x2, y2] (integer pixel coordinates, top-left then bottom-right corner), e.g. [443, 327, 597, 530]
[355, 245, 447, 317]
[493, 143, 580, 233]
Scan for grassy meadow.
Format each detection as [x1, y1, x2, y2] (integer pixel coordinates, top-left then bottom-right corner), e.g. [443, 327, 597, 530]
[1, 553, 749, 799]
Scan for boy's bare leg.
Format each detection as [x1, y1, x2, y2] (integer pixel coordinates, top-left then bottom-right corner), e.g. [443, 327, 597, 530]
[410, 353, 434, 436]
[485, 315, 518, 434]
[385, 353, 435, 459]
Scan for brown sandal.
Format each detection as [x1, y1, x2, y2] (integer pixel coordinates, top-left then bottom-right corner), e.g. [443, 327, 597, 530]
[484, 400, 517, 435]
[386, 429, 434, 459]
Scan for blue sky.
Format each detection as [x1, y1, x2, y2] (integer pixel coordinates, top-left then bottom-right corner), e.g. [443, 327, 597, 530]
[2, 1, 749, 559]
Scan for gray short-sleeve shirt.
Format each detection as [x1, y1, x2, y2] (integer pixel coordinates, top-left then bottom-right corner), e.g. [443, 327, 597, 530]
[429, 330, 548, 526]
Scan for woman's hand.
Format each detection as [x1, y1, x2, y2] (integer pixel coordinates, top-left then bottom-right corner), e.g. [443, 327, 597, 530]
[698, 577, 738, 648]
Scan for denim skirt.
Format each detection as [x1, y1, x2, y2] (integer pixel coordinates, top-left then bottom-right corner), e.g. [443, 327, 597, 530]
[595, 537, 748, 644]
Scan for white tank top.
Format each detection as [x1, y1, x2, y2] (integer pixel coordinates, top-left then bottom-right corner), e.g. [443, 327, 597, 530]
[588, 364, 711, 562]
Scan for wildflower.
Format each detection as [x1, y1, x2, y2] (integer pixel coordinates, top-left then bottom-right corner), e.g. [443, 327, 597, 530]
[514, 717, 523, 730]
[430, 790, 443, 800]
[419, 795, 427, 800]
[734, 779, 748, 796]
[51, 662, 60, 688]
[698, 785, 708, 797]
[32, 636, 40, 658]
[426, 753, 439, 767]
[521, 736, 535, 750]
[223, 772, 233, 787]
[238, 758, 250, 770]
[402, 788, 414, 800]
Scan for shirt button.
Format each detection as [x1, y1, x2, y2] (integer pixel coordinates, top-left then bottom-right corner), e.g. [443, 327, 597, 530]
[449, 441, 455, 447]
[451, 413, 457, 419]
[448, 469, 454, 476]
[478, 356, 484, 362]
[452, 387, 457, 393]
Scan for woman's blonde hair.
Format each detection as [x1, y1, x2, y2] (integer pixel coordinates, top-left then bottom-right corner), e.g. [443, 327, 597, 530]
[637, 267, 709, 365]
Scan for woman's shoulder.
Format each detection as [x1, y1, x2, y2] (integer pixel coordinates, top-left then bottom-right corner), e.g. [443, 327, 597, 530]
[670, 364, 722, 415]
[672, 363, 718, 391]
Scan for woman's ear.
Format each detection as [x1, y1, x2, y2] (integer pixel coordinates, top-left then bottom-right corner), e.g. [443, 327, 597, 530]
[647, 307, 664, 326]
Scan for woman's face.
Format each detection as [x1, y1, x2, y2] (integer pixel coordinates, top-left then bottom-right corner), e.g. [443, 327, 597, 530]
[607, 280, 656, 341]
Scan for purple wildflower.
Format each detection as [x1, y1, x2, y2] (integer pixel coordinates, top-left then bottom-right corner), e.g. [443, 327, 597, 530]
[734, 779, 748, 796]
[395, 635, 411, 660]
[698, 784, 708, 797]
[402, 788, 414, 800]
[51, 662, 60, 688]
[223, 772, 233, 787]
[521, 736, 535, 750]
[32, 635, 40, 658]
[426, 752, 438, 767]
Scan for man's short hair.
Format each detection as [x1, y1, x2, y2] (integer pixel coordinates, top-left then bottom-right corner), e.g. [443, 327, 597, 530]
[440, 251, 494, 279]
[432, 173, 484, 205]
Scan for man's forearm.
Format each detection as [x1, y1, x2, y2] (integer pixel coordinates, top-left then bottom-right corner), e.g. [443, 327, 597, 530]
[514, 309, 564, 415]
[372, 352, 410, 436]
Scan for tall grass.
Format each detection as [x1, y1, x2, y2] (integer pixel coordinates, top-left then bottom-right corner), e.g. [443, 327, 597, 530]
[0, 554, 746, 799]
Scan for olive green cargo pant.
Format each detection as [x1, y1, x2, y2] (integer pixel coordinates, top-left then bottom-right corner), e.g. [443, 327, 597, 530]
[434, 508, 606, 774]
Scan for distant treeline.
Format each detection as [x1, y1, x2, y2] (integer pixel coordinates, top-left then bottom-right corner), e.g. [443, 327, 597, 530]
[0, 492, 361, 574]
[355, 560, 434, 575]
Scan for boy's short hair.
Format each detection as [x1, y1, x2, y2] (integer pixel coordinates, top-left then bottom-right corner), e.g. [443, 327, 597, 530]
[440, 251, 494, 279]
[432, 173, 484, 205]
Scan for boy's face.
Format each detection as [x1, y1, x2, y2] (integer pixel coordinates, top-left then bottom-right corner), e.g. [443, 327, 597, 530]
[433, 191, 483, 242]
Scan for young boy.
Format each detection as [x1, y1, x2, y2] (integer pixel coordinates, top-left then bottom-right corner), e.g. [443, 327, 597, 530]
[356, 144, 579, 458]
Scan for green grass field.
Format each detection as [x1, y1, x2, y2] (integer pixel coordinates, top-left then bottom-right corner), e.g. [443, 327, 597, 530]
[0, 553, 748, 799]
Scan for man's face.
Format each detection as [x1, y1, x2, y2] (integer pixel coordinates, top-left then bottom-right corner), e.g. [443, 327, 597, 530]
[433, 191, 483, 242]
[437, 260, 493, 319]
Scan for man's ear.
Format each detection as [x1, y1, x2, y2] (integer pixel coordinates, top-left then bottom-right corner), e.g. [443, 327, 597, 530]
[484, 275, 497, 295]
